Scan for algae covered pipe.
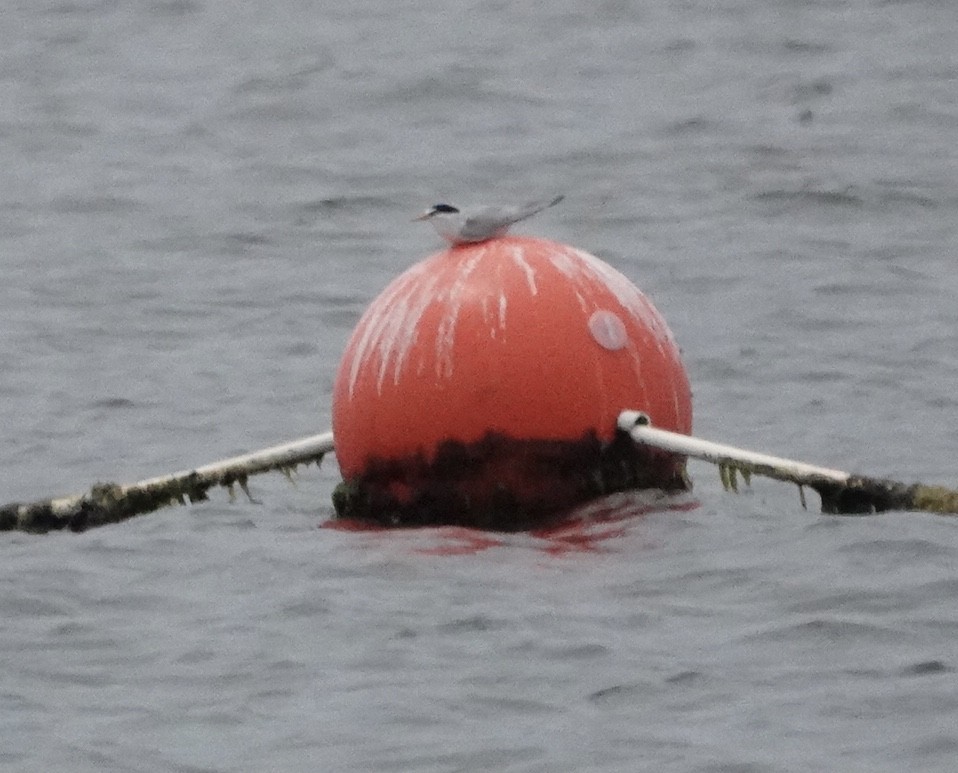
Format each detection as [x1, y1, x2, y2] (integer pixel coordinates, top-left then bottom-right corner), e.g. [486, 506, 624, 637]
[3, 413, 957, 535]
[618, 410, 958, 516]
[0, 432, 335, 533]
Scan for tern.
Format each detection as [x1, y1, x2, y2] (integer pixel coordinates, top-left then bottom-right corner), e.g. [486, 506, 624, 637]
[414, 195, 564, 245]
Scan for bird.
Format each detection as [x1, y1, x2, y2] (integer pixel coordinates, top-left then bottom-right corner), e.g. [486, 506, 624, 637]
[414, 195, 564, 245]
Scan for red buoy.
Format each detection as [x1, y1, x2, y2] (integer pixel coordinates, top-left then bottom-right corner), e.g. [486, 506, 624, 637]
[332, 237, 692, 529]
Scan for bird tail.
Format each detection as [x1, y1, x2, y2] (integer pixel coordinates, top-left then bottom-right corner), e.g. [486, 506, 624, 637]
[514, 194, 565, 222]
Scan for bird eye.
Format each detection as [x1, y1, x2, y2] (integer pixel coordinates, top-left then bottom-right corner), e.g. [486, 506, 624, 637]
[432, 204, 459, 213]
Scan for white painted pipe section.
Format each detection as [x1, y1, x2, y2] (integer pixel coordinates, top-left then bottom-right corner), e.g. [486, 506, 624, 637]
[129, 431, 336, 493]
[617, 410, 850, 486]
[2, 431, 336, 531]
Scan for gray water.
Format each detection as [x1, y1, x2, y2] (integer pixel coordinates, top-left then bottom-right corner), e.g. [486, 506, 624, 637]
[2, 0, 958, 770]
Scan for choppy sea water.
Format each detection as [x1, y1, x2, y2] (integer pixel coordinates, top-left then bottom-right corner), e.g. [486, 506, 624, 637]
[2, 1, 958, 770]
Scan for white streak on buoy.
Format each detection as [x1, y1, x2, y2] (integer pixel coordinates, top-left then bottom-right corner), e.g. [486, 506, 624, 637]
[480, 296, 492, 326]
[480, 293, 503, 339]
[376, 291, 427, 393]
[434, 250, 485, 379]
[346, 261, 439, 398]
[509, 244, 538, 296]
[347, 246, 504, 395]
[572, 288, 589, 316]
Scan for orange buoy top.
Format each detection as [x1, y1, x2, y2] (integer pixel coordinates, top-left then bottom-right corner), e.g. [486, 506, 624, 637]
[332, 236, 692, 480]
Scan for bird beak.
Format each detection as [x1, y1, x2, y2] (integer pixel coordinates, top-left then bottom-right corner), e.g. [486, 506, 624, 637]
[412, 209, 434, 222]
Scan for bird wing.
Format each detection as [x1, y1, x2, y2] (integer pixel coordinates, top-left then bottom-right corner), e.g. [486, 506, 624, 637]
[459, 195, 565, 241]
[508, 195, 565, 223]
[459, 207, 509, 241]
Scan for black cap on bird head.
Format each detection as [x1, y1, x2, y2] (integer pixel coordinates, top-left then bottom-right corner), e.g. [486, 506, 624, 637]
[414, 203, 460, 221]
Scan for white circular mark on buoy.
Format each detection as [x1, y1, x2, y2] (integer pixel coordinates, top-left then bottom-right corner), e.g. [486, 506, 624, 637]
[588, 309, 628, 351]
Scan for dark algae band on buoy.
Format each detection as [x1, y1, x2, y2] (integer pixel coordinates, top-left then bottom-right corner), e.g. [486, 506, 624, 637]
[331, 237, 694, 529]
[331, 429, 689, 531]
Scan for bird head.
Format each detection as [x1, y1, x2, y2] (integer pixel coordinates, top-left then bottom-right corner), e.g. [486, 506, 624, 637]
[413, 204, 460, 221]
